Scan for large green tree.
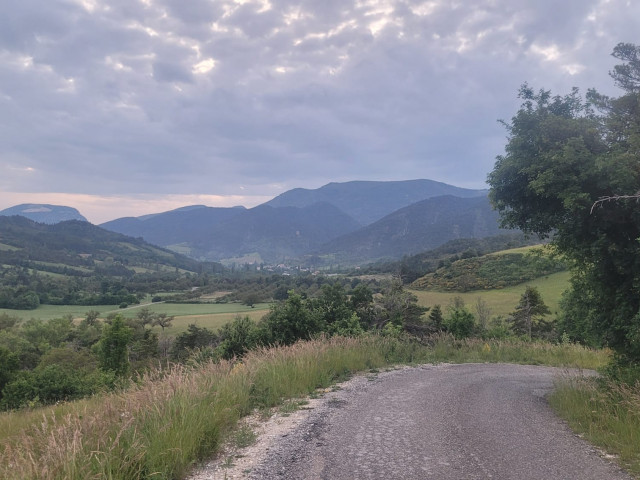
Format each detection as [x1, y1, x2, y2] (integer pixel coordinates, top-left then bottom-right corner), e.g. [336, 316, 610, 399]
[488, 43, 640, 361]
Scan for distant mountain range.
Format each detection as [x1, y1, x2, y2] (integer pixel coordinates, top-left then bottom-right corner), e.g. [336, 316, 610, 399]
[264, 179, 487, 225]
[0, 204, 87, 224]
[1, 180, 511, 265]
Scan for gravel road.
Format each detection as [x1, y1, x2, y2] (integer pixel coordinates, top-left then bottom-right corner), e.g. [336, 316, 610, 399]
[241, 363, 632, 480]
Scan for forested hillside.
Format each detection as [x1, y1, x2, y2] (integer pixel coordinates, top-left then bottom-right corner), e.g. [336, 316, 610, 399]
[411, 247, 566, 291]
[316, 195, 510, 263]
[0, 216, 223, 309]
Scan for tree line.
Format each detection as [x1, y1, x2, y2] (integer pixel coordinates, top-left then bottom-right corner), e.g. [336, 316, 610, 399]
[488, 43, 640, 369]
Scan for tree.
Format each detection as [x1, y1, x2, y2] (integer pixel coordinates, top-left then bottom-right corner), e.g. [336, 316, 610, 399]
[488, 43, 640, 361]
[428, 305, 444, 331]
[259, 292, 324, 346]
[509, 286, 551, 339]
[309, 283, 354, 333]
[152, 313, 174, 332]
[372, 279, 429, 334]
[217, 315, 257, 359]
[0, 347, 19, 400]
[350, 284, 375, 328]
[135, 307, 154, 328]
[475, 298, 492, 332]
[84, 310, 100, 326]
[443, 297, 475, 339]
[98, 315, 132, 376]
[241, 292, 260, 308]
[170, 324, 218, 362]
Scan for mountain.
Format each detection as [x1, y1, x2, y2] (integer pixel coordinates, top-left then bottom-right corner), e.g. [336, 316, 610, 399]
[98, 180, 504, 265]
[101, 202, 360, 263]
[264, 179, 487, 225]
[100, 205, 246, 246]
[315, 195, 510, 263]
[0, 215, 208, 275]
[0, 204, 87, 224]
[175, 202, 361, 262]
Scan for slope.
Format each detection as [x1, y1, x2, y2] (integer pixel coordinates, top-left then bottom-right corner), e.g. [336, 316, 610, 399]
[187, 202, 361, 262]
[317, 195, 510, 263]
[100, 205, 246, 246]
[0, 204, 88, 224]
[265, 179, 487, 225]
[0, 215, 205, 274]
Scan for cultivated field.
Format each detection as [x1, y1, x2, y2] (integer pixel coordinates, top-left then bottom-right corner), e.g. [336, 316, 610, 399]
[0, 302, 272, 334]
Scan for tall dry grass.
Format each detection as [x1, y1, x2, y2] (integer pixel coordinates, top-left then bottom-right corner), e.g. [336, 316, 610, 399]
[0, 334, 609, 480]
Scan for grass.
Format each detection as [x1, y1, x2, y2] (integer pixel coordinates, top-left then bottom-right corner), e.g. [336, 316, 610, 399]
[0, 334, 608, 480]
[549, 376, 640, 476]
[0, 302, 271, 328]
[163, 310, 268, 335]
[411, 270, 570, 317]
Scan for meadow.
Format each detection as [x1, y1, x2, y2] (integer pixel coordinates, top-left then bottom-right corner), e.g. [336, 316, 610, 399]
[0, 302, 272, 334]
[411, 270, 570, 317]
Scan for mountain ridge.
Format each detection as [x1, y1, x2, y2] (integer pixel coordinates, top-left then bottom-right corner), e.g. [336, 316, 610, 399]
[264, 179, 487, 225]
[315, 195, 508, 263]
[0, 204, 88, 224]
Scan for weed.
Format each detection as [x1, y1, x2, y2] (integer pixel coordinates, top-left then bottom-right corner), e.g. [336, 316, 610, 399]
[233, 425, 257, 449]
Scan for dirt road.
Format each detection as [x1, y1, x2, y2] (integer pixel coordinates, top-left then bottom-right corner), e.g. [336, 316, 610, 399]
[245, 363, 632, 480]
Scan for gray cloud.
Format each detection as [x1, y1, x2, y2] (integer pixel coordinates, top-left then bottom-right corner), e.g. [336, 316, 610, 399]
[0, 0, 637, 210]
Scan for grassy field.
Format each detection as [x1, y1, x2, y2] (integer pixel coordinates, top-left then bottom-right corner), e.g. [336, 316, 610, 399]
[411, 270, 570, 317]
[0, 302, 272, 334]
[162, 309, 269, 335]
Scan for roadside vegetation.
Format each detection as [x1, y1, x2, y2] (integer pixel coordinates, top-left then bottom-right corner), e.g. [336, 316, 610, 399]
[549, 376, 640, 476]
[487, 43, 640, 477]
[0, 335, 607, 480]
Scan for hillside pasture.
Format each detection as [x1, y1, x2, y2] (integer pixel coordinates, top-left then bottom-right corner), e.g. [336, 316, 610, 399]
[411, 270, 570, 317]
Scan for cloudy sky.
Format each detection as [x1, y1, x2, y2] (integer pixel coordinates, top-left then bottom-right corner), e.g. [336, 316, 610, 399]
[0, 0, 637, 223]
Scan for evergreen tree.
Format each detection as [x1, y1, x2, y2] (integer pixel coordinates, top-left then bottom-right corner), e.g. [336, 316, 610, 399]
[98, 316, 132, 376]
[509, 286, 551, 339]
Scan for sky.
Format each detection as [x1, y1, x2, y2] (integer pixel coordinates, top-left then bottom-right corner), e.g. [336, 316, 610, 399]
[0, 0, 637, 224]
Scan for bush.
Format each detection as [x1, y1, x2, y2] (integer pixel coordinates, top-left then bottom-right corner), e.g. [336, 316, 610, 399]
[443, 305, 475, 339]
[217, 316, 258, 360]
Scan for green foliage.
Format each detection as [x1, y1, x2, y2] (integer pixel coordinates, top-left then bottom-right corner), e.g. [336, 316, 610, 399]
[428, 304, 444, 330]
[488, 43, 640, 361]
[98, 316, 132, 376]
[388, 232, 541, 283]
[308, 283, 360, 335]
[217, 316, 258, 360]
[0, 313, 19, 330]
[372, 279, 429, 334]
[443, 298, 476, 339]
[509, 286, 552, 339]
[0, 347, 19, 398]
[412, 250, 565, 291]
[1, 363, 113, 410]
[259, 292, 324, 346]
[170, 324, 219, 362]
